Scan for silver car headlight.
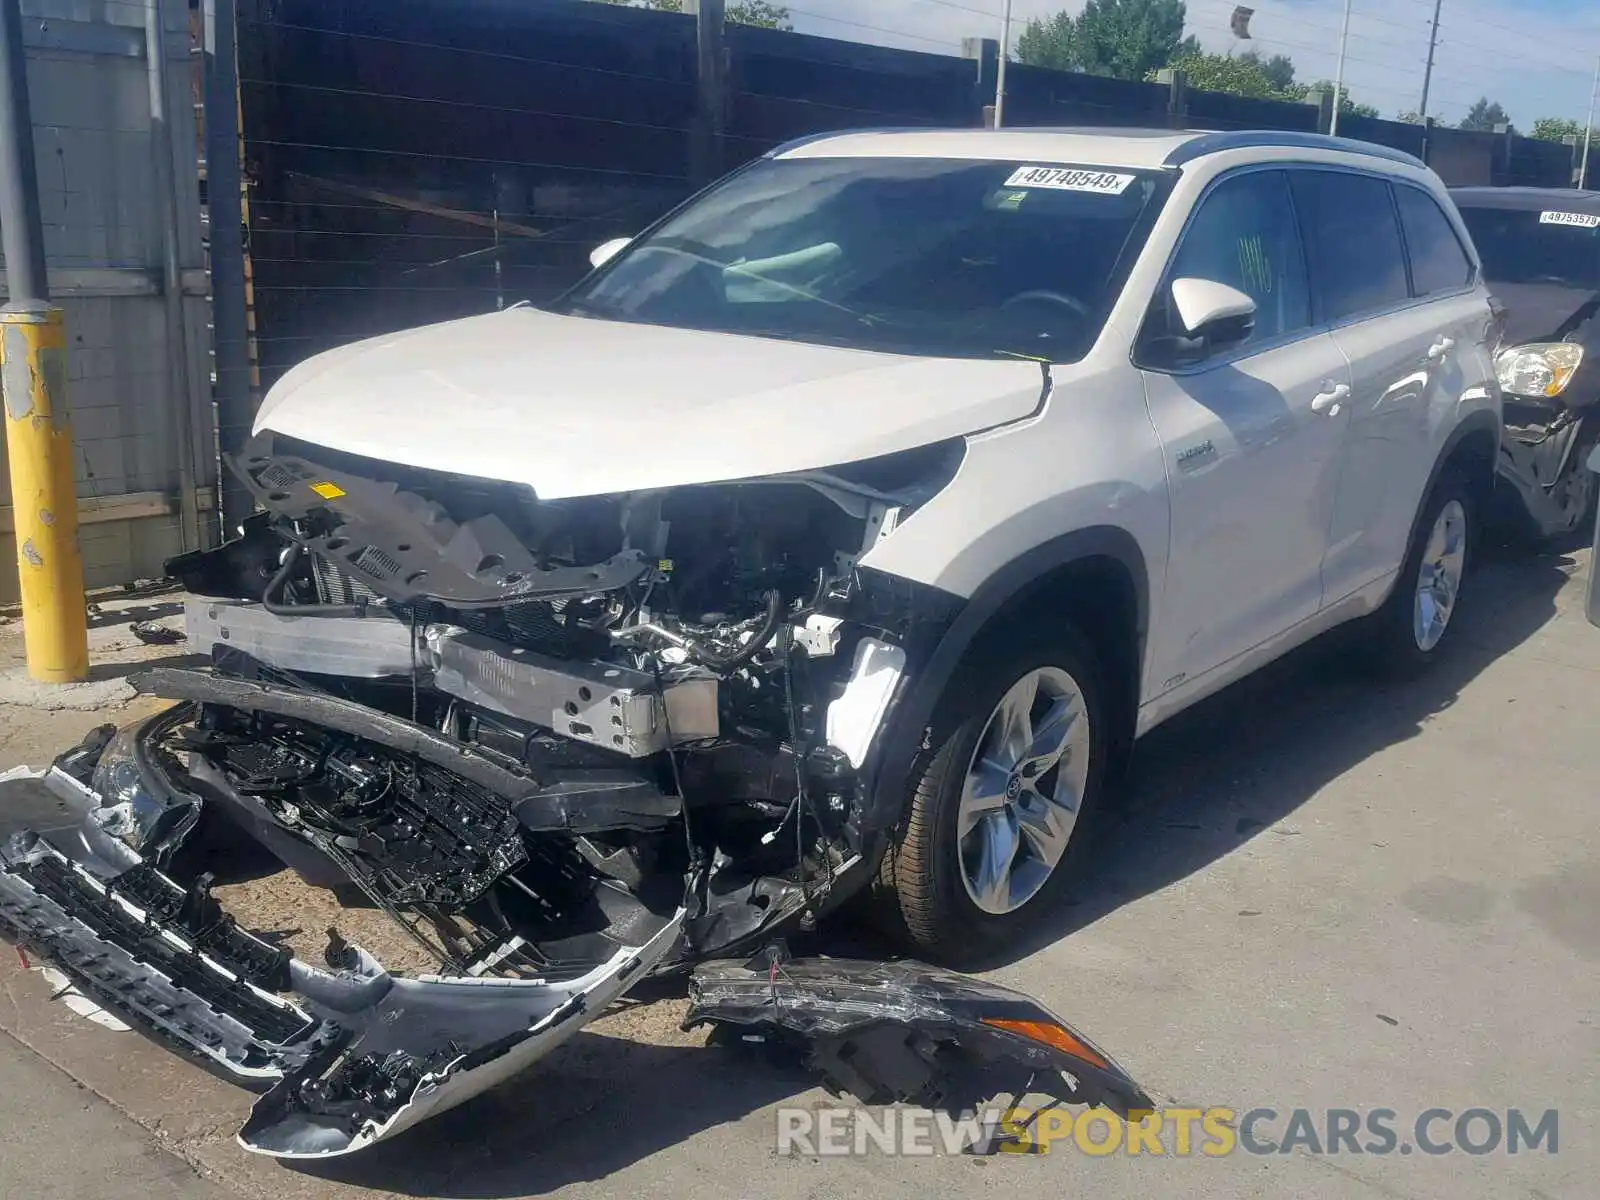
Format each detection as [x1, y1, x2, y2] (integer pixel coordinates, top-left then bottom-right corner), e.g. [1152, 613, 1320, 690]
[89, 719, 198, 855]
[1496, 342, 1584, 399]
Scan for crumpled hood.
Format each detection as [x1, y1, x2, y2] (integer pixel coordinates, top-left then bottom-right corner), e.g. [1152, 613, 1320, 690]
[1489, 281, 1600, 348]
[254, 306, 1045, 499]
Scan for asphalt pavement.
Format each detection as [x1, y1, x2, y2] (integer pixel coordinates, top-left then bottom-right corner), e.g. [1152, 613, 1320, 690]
[0, 537, 1596, 1199]
[0, 1026, 230, 1198]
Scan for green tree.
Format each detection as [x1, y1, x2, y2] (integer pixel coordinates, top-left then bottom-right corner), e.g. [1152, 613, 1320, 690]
[1396, 110, 1423, 124]
[1150, 53, 1377, 117]
[1017, 0, 1195, 81]
[1156, 50, 1299, 100]
[1239, 49, 1295, 92]
[591, 0, 792, 29]
[1532, 117, 1585, 142]
[1303, 80, 1378, 119]
[1014, 11, 1079, 71]
[1459, 97, 1512, 132]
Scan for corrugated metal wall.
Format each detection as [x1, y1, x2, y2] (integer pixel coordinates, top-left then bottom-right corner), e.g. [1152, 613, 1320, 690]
[0, 0, 214, 603]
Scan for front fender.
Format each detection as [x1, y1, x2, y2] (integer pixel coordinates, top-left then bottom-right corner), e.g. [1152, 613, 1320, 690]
[854, 525, 1148, 832]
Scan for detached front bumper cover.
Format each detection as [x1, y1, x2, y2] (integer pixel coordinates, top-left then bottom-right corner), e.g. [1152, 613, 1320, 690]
[0, 767, 684, 1159]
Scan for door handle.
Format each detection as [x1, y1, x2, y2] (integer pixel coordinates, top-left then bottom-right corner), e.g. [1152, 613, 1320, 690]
[1311, 382, 1350, 416]
[1427, 336, 1456, 361]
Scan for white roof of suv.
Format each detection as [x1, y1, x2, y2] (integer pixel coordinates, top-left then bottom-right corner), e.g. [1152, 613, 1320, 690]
[772, 126, 1426, 174]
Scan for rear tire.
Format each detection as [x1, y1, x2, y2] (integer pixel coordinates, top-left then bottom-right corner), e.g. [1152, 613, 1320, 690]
[1357, 470, 1474, 677]
[882, 623, 1110, 966]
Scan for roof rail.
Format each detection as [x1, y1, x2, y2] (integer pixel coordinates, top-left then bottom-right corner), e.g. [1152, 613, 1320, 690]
[1164, 130, 1427, 170]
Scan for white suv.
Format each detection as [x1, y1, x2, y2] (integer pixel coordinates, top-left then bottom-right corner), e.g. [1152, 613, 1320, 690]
[152, 129, 1504, 962]
[2, 127, 1502, 1155]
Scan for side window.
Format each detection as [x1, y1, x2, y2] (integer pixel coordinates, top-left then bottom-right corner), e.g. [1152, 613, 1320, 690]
[1166, 169, 1311, 350]
[1395, 186, 1475, 296]
[1289, 170, 1410, 321]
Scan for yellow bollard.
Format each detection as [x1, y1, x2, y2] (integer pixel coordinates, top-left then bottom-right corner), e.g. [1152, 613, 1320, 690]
[1, 303, 88, 682]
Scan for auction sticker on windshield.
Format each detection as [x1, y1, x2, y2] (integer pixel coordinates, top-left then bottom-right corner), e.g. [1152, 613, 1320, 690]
[1005, 166, 1136, 194]
[1540, 210, 1600, 228]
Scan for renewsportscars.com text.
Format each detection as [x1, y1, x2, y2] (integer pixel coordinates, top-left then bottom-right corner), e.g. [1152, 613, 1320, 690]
[774, 1106, 1560, 1158]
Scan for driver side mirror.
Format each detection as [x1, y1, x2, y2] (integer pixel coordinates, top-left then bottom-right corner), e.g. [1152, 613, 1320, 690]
[589, 236, 633, 270]
[1168, 277, 1257, 362]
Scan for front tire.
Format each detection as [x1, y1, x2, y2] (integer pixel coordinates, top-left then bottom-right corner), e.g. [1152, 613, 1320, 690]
[883, 624, 1109, 964]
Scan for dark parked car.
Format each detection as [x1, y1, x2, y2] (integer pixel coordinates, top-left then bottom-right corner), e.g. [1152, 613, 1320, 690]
[1453, 187, 1600, 537]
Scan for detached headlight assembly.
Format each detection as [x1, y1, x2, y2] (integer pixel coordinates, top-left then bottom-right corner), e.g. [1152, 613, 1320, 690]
[89, 719, 198, 856]
[1496, 342, 1585, 399]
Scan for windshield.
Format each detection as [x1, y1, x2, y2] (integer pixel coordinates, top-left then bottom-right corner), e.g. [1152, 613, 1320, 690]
[1458, 205, 1600, 289]
[555, 157, 1170, 361]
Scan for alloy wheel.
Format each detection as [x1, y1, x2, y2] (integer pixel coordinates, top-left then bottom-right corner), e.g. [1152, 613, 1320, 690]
[956, 666, 1093, 916]
[1414, 499, 1468, 653]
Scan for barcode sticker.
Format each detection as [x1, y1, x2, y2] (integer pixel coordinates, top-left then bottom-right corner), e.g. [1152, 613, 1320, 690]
[1540, 210, 1600, 228]
[1004, 166, 1136, 194]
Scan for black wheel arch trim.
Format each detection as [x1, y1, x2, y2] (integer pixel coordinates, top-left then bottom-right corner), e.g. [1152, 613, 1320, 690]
[858, 525, 1149, 832]
[1378, 408, 1500, 611]
[1418, 407, 1501, 533]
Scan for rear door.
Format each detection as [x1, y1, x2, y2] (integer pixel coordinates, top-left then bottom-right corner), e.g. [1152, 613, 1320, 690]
[1294, 170, 1484, 603]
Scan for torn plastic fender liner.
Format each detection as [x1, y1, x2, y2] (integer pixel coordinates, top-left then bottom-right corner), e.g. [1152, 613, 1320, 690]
[684, 949, 1153, 1119]
[230, 431, 650, 607]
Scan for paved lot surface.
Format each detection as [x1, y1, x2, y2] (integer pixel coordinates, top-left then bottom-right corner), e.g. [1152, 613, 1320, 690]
[1, 542, 1597, 1199]
[0, 1025, 230, 1198]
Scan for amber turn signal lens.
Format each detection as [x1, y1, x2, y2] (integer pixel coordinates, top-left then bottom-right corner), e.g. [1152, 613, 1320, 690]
[981, 1017, 1110, 1071]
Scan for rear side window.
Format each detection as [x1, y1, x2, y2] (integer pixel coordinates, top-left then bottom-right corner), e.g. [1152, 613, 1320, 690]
[1395, 186, 1475, 296]
[1290, 170, 1410, 321]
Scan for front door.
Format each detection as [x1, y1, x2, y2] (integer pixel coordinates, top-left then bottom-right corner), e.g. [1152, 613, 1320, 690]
[1140, 168, 1352, 696]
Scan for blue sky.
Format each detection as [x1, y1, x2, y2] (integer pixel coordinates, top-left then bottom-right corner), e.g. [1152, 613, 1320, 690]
[786, 0, 1600, 129]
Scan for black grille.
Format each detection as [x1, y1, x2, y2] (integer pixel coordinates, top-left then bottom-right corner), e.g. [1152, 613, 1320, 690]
[15, 857, 309, 1044]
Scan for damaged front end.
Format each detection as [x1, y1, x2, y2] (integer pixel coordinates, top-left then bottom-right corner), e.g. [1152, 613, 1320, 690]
[0, 429, 978, 1156]
[159, 430, 971, 962]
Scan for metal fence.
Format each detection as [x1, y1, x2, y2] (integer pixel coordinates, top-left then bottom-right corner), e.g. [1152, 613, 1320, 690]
[206, 0, 1583, 526]
[0, 0, 214, 603]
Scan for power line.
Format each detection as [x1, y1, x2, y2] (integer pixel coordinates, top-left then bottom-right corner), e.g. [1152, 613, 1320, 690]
[782, 5, 959, 48]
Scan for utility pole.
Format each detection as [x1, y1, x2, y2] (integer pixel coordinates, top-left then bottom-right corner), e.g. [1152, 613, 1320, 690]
[146, 0, 199, 552]
[1329, 0, 1353, 137]
[0, 0, 88, 682]
[994, 0, 1013, 128]
[688, 0, 727, 186]
[1418, 0, 1444, 125]
[1581, 52, 1600, 190]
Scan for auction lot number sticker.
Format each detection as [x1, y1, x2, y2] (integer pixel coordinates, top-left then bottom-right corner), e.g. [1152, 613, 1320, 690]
[1005, 166, 1136, 194]
[1540, 210, 1600, 228]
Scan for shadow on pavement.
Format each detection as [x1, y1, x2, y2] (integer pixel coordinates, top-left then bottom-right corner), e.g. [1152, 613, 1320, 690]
[84, 651, 209, 683]
[85, 600, 185, 630]
[1010, 540, 1580, 959]
[289, 1022, 812, 1198]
